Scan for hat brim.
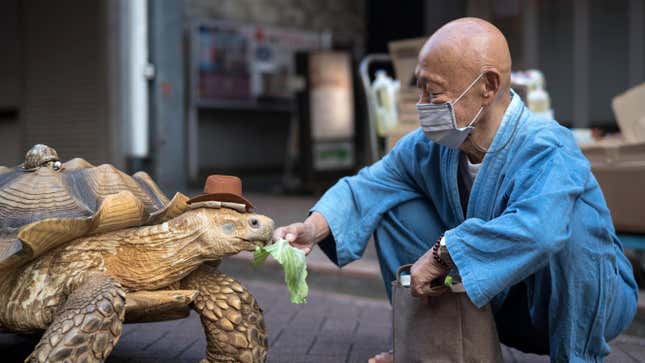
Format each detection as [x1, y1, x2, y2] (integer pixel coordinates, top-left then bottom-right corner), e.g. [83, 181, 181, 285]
[187, 193, 255, 210]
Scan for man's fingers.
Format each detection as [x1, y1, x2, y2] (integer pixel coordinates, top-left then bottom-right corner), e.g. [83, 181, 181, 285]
[272, 227, 287, 241]
[410, 278, 450, 297]
[273, 223, 314, 255]
[273, 224, 303, 242]
[285, 224, 304, 242]
[413, 282, 449, 297]
[425, 284, 449, 296]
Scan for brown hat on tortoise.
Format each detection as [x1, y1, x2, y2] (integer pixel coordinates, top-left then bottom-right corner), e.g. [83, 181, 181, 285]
[188, 175, 254, 211]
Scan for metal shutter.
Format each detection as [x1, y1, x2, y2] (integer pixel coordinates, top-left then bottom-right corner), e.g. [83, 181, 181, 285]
[21, 0, 111, 165]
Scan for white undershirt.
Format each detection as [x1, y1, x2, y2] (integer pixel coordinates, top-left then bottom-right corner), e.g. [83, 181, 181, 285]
[459, 154, 482, 195]
[465, 158, 481, 184]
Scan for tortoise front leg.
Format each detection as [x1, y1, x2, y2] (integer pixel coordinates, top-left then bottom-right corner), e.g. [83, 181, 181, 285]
[181, 264, 268, 363]
[26, 273, 126, 363]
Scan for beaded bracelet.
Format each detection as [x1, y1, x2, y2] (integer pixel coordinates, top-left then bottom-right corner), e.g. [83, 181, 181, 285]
[431, 236, 450, 270]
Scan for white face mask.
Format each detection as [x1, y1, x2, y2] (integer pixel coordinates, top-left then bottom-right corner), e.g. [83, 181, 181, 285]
[416, 73, 485, 148]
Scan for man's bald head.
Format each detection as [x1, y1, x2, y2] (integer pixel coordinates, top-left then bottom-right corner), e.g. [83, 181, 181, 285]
[423, 18, 511, 78]
[417, 17, 511, 97]
[415, 17, 513, 159]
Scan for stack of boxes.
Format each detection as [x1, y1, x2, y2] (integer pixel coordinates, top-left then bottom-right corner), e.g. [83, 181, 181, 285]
[580, 83, 645, 234]
[386, 38, 426, 152]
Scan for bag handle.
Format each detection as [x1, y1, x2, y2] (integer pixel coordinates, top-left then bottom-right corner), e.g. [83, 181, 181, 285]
[396, 264, 413, 283]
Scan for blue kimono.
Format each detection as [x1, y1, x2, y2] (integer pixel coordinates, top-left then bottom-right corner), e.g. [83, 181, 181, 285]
[311, 92, 638, 362]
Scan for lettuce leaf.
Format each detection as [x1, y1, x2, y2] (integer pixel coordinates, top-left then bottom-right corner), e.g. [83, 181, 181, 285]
[252, 239, 308, 304]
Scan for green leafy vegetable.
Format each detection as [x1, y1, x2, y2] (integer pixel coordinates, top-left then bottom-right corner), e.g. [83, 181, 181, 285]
[252, 239, 308, 304]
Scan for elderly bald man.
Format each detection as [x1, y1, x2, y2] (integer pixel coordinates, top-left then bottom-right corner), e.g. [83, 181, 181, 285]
[274, 18, 637, 361]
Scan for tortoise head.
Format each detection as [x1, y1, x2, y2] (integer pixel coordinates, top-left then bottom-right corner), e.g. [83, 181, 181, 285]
[194, 207, 274, 258]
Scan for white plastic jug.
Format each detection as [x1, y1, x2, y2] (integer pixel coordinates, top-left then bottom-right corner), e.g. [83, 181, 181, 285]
[527, 85, 553, 119]
[371, 70, 400, 136]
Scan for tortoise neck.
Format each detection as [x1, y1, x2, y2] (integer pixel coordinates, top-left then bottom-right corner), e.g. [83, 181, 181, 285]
[103, 213, 214, 290]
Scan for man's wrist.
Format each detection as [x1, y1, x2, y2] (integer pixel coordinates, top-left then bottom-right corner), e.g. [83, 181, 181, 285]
[432, 235, 454, 270]
[439, 236, 454, 267]
[305, 212, 330, 245]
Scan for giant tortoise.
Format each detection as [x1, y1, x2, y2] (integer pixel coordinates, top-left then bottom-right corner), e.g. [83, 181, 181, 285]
[0, 144, 273, 363]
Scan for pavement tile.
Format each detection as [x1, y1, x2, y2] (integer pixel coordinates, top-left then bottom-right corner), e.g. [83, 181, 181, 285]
[318, 329, 356, 342]
[268, 327, 284, 346]
[349, 347, 382, 362]
[272, 333, 316, 355]
[267, 353, 347, 363]
[268, 347, 310, 358]
[359, 309, 391, 326]
[503, 348, 549, 363]
[285, 315, 326, 333]
[611, 339, 645, 362]
[111, 327, 167, 355]
[178, 340, 207, 360]
[308, 339, 352, 356]
[141, 328, 200, 359]
[264, 313, 296, 328]
[355, 320, 392, 333]
[112, 359, 196, 363]
[605, 349, 641, 363]
[326, 302, 363, 319]
[275, 330, 317, 343]
[304, 355, 350, 362]
[321, 317, 359, 334]
[266, 352, 307, 363]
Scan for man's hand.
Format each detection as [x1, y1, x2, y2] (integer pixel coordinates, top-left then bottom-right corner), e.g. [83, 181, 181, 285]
[272, 212, 331, 256]
[410, 247, 451, 297]
[273, 222, 316, 255]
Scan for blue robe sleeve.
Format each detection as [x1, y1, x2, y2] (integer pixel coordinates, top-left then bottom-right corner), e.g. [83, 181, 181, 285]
[445, 130, 588, 308]
[311, 131, 423, 267]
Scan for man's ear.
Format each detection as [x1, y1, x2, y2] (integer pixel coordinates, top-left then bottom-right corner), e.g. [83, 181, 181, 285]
[481, 69, 501, 106]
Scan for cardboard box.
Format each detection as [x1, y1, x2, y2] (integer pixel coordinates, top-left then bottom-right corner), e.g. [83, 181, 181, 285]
[388, 38, 426, 89]
[612, 83, 645, 143]
[581, 143, 645, 233]
[580, 84, 645, 233]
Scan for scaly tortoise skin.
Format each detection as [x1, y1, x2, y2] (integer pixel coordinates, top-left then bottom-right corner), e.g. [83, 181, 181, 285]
[0, 144, 273, 363]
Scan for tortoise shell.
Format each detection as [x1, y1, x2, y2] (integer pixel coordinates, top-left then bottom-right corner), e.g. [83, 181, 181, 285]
[0, 145, 190, 271]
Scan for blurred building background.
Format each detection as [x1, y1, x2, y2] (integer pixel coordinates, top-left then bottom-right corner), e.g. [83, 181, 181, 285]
[1, 0, 643, 195]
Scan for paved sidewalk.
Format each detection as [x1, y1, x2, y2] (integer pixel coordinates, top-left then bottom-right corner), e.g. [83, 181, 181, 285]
[2, 275, 644, 362]
[110, 278, 645, 363]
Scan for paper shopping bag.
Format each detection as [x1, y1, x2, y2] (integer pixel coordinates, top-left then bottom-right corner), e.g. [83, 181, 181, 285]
[392, 264, 503, 363]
